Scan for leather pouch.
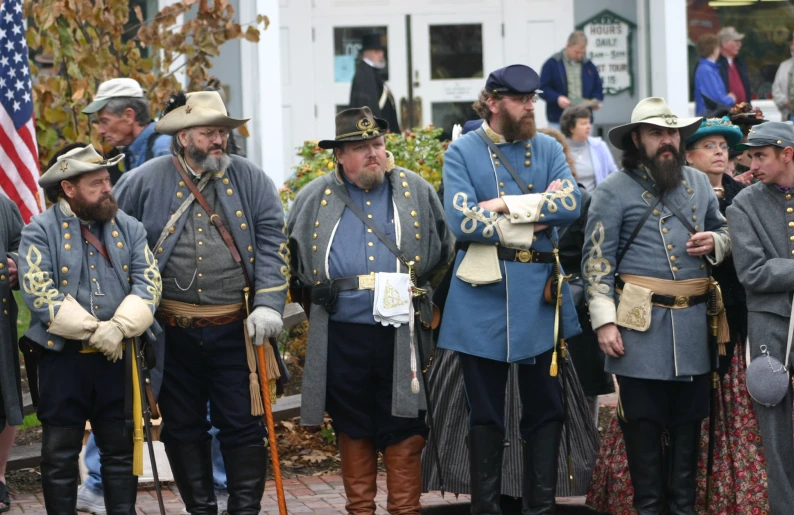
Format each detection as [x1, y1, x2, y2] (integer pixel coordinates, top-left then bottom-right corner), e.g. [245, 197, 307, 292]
[310, 282, 338, 311]
[455, 243, 502, 285]
[616, 282, 653, 332]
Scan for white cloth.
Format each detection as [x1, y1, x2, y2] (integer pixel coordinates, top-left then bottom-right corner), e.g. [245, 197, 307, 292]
[373, 272, 412, 327]
[772, 57, 794, 120]
[246, 306, 283, 346]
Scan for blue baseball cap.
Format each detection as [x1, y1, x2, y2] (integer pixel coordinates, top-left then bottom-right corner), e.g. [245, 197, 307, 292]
[485, 65, 542, 95]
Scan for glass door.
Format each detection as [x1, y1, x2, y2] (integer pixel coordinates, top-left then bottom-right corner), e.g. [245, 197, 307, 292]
[409, 13, 503, 139]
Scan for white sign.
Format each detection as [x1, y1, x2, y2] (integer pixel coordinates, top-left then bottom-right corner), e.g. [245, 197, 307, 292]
[578, 11, 635, 96]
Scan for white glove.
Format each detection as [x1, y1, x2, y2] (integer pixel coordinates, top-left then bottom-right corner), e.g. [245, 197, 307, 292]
[88, 320, 124, 362]
[48, 295, 99, 340]
[112, 295, 154, 338]
[245, 306, 283, 346]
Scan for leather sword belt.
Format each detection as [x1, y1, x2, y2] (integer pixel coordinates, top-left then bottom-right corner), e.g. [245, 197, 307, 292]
[156, 300, 246, 329]
[460, 242, 555, 264]
[616, 277, 708, 309]
[333, 274, 377, 291]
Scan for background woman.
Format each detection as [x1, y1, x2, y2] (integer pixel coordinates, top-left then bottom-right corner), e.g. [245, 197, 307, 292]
[558, 104, 618, 192]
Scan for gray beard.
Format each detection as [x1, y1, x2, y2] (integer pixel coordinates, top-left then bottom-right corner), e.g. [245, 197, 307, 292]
[187, 147, 231, 174]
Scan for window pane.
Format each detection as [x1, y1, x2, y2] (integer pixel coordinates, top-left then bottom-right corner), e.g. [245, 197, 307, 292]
[334, 27, 389, 83]
[687, 2, 794, 102]
[432, 101, 478, 140]
[429, 24, 484, 80]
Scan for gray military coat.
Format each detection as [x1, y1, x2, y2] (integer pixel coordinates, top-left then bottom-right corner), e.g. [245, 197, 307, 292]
[288, 166, 454, 426]
[0, 196, 23, 427]
[582, 167, 730, 380]
[727, 182, 794, 364]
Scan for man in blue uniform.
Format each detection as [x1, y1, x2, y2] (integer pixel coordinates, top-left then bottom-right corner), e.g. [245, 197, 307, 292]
[18, 145, 162, 515]
[583, 97, 730, 514]
[114, 91, 288, 515]
[438, 64, 581, 515]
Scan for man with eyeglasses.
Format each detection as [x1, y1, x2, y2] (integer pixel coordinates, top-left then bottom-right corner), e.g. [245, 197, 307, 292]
[438, 64, 582, 514]
[114, 91, 289, 515]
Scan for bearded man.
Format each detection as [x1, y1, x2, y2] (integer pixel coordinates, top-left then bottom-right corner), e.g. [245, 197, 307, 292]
[288, 107, 453, 515]
[18, 145, 161, 514]
[114, 91, 289, 515]
[582, 97, 730, 514]
[438, 64, 581, 515]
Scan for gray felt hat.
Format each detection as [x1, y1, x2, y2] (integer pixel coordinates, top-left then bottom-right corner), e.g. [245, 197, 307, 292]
[735, 121, 794, 151]
[39, 145, 124, 188]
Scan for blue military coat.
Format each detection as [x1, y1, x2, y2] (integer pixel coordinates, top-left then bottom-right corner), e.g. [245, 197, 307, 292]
[582, 167, 730, 380]
[438, 123, 582, 363]
[18, 201, 161, 352]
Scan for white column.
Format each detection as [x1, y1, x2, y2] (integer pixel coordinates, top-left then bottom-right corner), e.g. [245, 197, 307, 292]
[157, 0, 186, 88]
[647, 0, 688, 114]
[239, 0, 285, 183]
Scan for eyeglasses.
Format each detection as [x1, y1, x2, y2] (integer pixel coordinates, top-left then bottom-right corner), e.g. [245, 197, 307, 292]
[196, 128, 230, 141]
[506, 94, 539, 105]
[692, 142, 729, 152]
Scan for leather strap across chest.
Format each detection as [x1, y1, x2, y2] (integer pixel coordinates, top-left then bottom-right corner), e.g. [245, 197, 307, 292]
[80, 225, 112, 265]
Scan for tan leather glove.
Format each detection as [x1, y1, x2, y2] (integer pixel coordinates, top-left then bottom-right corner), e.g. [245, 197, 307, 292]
[48, 295, 99, 340]
[112, 295, 154, 338]
[88, 320, 124, 362]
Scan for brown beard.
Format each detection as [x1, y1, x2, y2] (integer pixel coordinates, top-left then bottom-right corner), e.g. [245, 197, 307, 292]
[638, 143, 685, 193]
[498, 103, 537, 142]
[71, 192, 119, 223]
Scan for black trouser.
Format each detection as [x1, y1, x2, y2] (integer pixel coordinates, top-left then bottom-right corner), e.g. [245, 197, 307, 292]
[326, 321, 427, 450]
[458, 349, 564, 439]
[158, 322, 266, 448]
[616, 375, 709, 427]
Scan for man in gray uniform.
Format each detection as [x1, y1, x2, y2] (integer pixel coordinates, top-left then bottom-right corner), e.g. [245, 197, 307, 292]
[727, 121, 794, 515]
[114, 91, 288, 515]
[582, 97, 730, 514]
[18, 145, 161, 514]
[288, 107, 453, 515]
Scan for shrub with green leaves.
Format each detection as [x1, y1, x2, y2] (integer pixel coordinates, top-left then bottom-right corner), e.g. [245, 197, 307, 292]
[280, 126, 449, 209]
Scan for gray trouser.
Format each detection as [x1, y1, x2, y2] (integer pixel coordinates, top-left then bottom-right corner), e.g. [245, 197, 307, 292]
[748, 311, 794, 515]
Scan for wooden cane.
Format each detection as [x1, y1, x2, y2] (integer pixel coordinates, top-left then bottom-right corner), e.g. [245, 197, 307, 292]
[257, 342, 287, 515]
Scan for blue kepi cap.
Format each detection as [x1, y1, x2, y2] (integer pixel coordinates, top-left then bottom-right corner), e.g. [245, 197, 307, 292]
[485, 65, 542, 95]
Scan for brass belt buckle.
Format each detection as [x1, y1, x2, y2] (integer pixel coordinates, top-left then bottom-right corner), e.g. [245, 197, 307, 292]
[176, 315, 192, 328]
[517, 250, 533, 263]
[674, 296, 688, 308]
[358, 274, 376, 290]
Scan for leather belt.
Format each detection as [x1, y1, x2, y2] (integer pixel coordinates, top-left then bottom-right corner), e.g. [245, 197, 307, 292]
[155, 310, 246, 329]
[461, 242, 555, 264]
[333, 274, 376, 291]
[616, 278, 708, 308]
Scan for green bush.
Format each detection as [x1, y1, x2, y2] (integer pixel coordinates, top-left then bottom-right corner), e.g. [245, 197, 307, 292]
[279, 126, 449, 209]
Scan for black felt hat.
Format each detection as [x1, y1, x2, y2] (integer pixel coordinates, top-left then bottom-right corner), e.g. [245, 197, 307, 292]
[360, 34, 385, 52]
[319, 107, 389, 149]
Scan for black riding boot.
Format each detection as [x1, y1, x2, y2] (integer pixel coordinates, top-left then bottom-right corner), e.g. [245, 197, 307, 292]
[468, 426, 505, 515]
[666, 421, 701, 515]
[221, 446, 267, 515]
[40, 425, 85, 515]
[93, 422, 138, 515]
[620, 419, 665, 515]
[164, 440, 217, 515]
[521, 421, 563, 515]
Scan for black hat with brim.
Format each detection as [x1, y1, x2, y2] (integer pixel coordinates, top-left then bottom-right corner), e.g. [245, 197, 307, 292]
[319, 107, 390, 149]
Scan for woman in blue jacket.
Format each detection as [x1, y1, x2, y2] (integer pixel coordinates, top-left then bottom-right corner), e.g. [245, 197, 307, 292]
[694, 34, 736, 116]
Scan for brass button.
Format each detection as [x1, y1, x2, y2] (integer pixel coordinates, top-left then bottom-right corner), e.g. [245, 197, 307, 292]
[499, 182, 504, 187]
[223, 178, 230, 185]
[540, 214, 545, 218]
[402, 181, 408, 188]
[198, 289, 203, 293]
[321, 200, 327, 207]
[411, 211, 417, 217]
[788, 194, 793, 201]
[198, 256, 203, 261]
[313, 269, 318, 275]
[47, 340, 54, 347]
[236, 210, 243, 217]
[367, 228, 372, 233]
[672, 266, 679, 272]
[653, 209, 660, 216]
[158, 247, 163, 254]
[198, 241, 204, 246]
[415, 256, 421, 262]
[528, 184, 534, 190]
[500, 191, 506, 196]
[415, 234, 421, 240]
[366, 201, 371, 206]
[494, 161, 501, 166]
[524, 160, 531, 166]
[61, 280, 68, 286]
[313, 233, 318, 239]
[179, 181, 186, 187]
[94, 305, 99, 311]
[492, 153, 498, 158]
[112, 231, 119, 237]
[686, 189, 693, 194]
[414, 222, 420, 228]
[177, 192, 184, 199]
[369, 256, 375, 261]
[0, 264, 3, 269]
[692, 206, 697, 212]
[312, 245, 317, 252]
[525, 143, 531, 149]
[116, 242, 123, 248]
[667, 244, 673, 250]
[61, 222, 68, 229]
[90, 265, 95, 270]
[367, 214, 373, 219]
[89, 252, 94, 256]
[692, 215, 697, 221]
[198, 273, 203, 278]
[525, 152, 531, 158]
[513, 214, 519, 219]
[368, 242, 374, 247]
[248, 246, 253, 252]
[695, 225, 700, 231]
[700, 264, 706, 270]
[250, 258, 255, 263]
[61, 266, 68, 273]
[663, 228, 669, 234]
[169, 227, 175, 234]
[64, 233, 71, 240]
[670, 256, 677, 262]
[315, 221, 320, 227]
[788, 208, 793, 214]
[789, 221, 794, 228]
[198, 227, 203, 232]
[645, 193, 653, 199]
[241, 223, 247, 230]
[197, 213, 202, 217]
[226, 189, 234, 196]
[324, 189, 332, 195]
[399, 172, 406, 178]
[682, 180, 687, 185]
[404, 192, 411, 198]
[64, 243, 71, 250]
[123, 265, 129, 272]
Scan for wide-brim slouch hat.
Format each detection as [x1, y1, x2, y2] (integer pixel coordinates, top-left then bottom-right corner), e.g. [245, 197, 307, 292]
[318, 107, 389, 149]
[155, 91, 249, 135]
[39, 144, 124, 188]
[608, 97, 702, 151]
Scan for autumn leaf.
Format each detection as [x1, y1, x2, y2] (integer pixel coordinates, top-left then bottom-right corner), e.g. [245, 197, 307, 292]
[300, 449, 331, 464]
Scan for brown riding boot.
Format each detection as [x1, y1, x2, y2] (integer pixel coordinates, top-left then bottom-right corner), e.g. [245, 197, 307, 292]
[383, 435, 425, 515]
[339, 433, 378, 515]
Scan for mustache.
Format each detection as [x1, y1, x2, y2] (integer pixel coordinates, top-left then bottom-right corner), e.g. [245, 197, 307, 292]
[656, 144, 678, 157]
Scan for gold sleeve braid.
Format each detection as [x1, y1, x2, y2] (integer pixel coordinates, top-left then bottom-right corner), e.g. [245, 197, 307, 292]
[540, 178, 578, 213]
[584, 221, 612, 300]
[22, 244, 63, 322]
[142, 245, 162, 308]
[452, 192, 499, 238]
[255, 223, 290, 295]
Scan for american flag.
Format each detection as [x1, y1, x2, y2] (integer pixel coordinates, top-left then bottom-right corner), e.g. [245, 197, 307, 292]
[0, 0, 42, 223]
